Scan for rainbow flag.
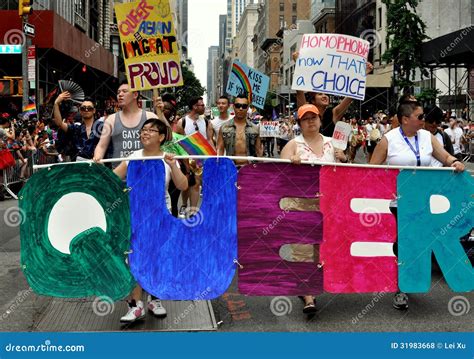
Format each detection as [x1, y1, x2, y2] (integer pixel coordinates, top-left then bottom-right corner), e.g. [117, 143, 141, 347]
[176, 131, 216, 156]
[21, 103, 37, 117]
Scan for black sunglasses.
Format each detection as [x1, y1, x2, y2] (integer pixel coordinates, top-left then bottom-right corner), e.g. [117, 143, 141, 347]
[80, 106, 95, 111]
[234, 103, 249, 110]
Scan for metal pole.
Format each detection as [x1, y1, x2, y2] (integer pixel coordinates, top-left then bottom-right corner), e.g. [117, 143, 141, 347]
[22, 15, 29, 109]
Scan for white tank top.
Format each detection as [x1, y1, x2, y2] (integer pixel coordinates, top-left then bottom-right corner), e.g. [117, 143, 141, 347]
[385, 128, 433, 166]
[184, 116, 208, 139]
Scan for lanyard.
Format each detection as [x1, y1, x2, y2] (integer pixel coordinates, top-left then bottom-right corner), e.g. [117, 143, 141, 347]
[399, 127, 421, 166]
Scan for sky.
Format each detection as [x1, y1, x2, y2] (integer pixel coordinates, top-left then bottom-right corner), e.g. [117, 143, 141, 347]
[187, 0, 227, 101]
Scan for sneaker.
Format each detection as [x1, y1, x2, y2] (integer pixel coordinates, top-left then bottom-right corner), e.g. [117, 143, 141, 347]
[178, 205, 187, 219]
[392, 292, 409, 310]
[147, 298, 167, 318]
[120, 300, 145, 323]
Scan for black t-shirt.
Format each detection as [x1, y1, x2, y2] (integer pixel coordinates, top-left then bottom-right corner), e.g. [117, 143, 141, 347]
[321, 108, 335, 137]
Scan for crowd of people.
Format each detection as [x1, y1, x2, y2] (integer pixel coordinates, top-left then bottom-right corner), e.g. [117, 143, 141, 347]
[1, 78, 472, 321]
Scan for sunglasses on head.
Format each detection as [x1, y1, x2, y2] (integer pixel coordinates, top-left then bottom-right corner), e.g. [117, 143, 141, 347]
[234, 103, 249, 110]
[80, 106, 95, 112]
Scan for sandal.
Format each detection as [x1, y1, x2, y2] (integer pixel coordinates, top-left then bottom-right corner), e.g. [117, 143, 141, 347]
[298, 296, 317, 314]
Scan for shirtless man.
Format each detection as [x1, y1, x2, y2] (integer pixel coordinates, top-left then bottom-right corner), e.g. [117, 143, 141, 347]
[217, 94, 262, 166]
[93, 81, 170, 167]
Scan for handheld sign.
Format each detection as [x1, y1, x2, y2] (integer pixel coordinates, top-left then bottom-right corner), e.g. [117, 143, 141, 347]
[259, 121, 280, 137]
[332, 121, 352, 150]
[226, 60, 270, 109]
[291, 34, 369, 100]
[114, 0, 183, 91]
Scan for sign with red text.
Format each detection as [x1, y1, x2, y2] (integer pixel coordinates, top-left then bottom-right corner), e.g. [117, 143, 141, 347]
[114, 0, 183, 91]
[292, 34, 369, 100]
[332, 121, 352, 150]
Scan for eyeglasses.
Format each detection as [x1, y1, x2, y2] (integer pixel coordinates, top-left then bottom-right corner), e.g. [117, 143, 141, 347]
[80, 106, 95, 111]
[139, 128, 160, 135]
[234, 103, 249, 110]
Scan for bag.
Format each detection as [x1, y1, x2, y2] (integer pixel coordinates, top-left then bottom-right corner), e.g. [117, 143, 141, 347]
[369, 128, 381, 142]
[0, 149, 15, 170]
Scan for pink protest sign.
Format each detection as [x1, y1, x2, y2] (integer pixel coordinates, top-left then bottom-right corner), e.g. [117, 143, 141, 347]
[237, 163, 323, 296]
[320, 166, 399, 293]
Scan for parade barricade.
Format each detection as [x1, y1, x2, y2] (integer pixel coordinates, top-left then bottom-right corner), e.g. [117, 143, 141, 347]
[1, 149, 33, 199]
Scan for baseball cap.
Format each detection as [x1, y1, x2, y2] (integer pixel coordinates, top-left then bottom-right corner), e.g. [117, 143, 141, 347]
[297, 104, 319, 119]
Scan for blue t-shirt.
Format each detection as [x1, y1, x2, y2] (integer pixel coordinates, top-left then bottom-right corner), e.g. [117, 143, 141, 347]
[67, 120, 102, 159]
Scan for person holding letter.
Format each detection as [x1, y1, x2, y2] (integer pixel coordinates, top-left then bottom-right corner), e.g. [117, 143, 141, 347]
[280, 104, 347, 314]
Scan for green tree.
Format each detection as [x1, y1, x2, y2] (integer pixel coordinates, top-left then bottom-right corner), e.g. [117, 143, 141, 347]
[382, 0, 429, 95]
[173, 63, 206, 112]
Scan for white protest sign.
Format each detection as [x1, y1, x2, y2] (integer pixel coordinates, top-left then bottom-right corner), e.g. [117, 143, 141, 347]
[291, 34, 370, 100]
[259, 121, 280, 137]
[332, 121, 352, 150]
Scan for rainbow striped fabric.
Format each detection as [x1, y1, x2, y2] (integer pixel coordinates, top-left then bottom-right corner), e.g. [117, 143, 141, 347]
[176, 131, 216, 156]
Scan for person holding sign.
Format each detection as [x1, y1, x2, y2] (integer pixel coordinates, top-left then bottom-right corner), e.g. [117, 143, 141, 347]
[293, 52, 373, 137]
[281, 104, 347, 314]
[114, 117, 188, 323]
[370, 101, 465, 310]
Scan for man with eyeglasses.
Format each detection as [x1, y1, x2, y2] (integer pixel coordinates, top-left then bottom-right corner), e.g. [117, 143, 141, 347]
[217, 93, 263, 167]
[53, 92, 101, 161]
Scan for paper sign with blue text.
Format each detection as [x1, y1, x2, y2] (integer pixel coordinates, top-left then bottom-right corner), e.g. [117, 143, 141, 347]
[291, 34, 369, 100]
[226, 60, 270, 109]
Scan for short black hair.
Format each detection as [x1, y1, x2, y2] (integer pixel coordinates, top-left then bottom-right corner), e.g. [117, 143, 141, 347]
[162, 93, 177, 107]
[141, 118, 171, 144]
[235, 93, 249, 102]
[118, 80, 140, 100]
[399, 93, 417, 104]
[397, 101, 422, 120]
[188, 96, 203, 109]
[82, 97, 94, 105]
[424, 104, 443, 124]
[218, 95, 230, 103]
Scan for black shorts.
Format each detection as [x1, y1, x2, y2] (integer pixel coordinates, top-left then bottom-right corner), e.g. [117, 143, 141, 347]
[367, 142, 378, 154]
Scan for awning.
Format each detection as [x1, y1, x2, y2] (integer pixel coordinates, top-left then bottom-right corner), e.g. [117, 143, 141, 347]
[422, 26, 474, 66]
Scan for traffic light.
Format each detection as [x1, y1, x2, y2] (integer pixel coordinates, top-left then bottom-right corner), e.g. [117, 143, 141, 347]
[19, 1, 33, 17]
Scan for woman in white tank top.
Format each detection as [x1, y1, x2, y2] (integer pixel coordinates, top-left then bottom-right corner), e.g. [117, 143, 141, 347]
[370, 101, 464, 311]
[370, 102, 464, 171]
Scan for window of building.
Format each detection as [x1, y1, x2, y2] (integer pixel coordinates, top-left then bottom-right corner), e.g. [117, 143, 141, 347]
[378, 7, 382, 28]
[292, 16, 297, 25]
[292, 3, 297, 12]
[280, 2, 284, 12]
[378, 43, 383, 64]
[280, 15, 285, 28]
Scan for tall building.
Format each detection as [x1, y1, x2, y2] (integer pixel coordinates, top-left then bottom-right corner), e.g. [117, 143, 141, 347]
[235, 3, 259, 68]
[0, 0, 118, 108]
[311, 0, 336, 33]
[253, 0, 311, 91]
[225, 0, 252, 54]
[218, 14, 228, 98]
[207, 46, 219, 105]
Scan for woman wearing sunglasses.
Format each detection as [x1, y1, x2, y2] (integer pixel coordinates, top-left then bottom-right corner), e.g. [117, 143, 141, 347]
[370, 101, 464, 310]
[114, 117, 188, 323]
